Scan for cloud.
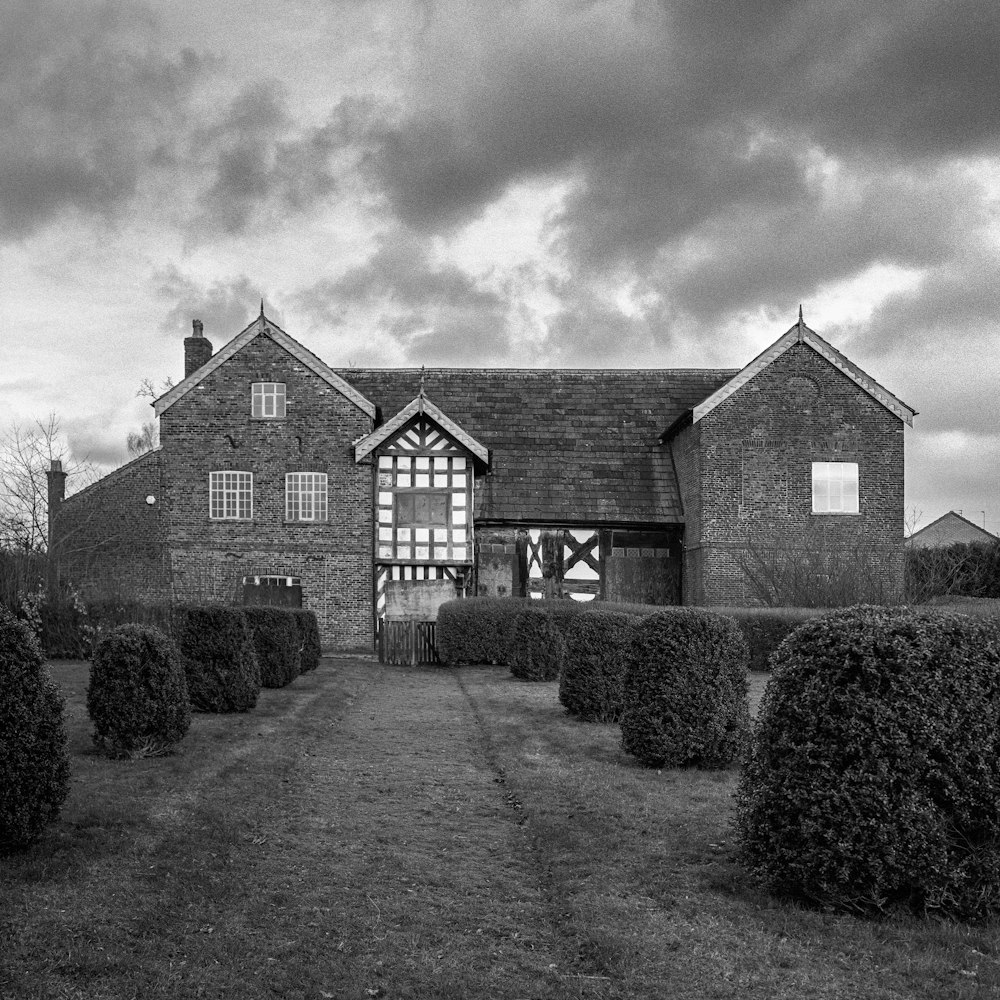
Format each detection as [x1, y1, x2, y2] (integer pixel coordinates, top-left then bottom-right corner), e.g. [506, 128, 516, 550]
[292, 230, 513, 363]
[154, 268, 283, 340]
[345, 0, 1000, 340]
[190, 82, 344, 235]
[0, 0, 214, 241]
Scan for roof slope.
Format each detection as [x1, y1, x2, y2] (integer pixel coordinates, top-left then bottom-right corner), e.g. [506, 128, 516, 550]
[906, 510, 998, 548]
[340, 368, 735, 525]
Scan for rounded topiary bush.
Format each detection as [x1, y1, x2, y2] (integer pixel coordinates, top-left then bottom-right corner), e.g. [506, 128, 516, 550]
[508, 606, 567, 681]
[244, 607, 301, 687]
[87, 624, 191, 758]
[619, 607, 750, 768]
[173, 605, 260, 712]
[736, 606, 1000, 921]
[559, 611, 635, 721]
[0, 606, 70, 852]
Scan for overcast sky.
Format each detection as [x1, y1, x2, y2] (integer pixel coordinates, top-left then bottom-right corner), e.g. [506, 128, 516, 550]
[2, 0, 998, 533]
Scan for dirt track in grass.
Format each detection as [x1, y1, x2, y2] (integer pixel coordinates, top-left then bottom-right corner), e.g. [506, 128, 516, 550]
[4, 660, 997, 1000]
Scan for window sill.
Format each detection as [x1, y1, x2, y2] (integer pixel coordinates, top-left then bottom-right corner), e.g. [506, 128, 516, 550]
[250, 416, 287, 422]
[811, 511, 860, 516]
[209, 517, 253, 522]
[283, 520, 328, 525]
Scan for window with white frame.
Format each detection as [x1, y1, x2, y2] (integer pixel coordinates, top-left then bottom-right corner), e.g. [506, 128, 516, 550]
[209, 471, 253, 519]
[286, 472, 328, 522]
[251, 382, 286, 418]
[812, 462, 859, 514]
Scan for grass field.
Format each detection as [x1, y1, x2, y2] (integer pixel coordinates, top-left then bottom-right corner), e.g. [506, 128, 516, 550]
[2, 659, 998, 999]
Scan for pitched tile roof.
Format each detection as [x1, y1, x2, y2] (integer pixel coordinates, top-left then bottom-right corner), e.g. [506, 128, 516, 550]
[340, 368, 736, 525]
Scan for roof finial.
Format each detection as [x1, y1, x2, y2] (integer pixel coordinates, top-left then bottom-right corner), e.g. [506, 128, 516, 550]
[797, 303, 805, 341]
[418, 366, 426, 413]
[259, 298, 265, 318]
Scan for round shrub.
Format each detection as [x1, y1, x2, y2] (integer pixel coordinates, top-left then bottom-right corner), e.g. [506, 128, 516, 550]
[619, 607, 750, 768]
[559, 611, 635, 721]
[173, 605, 260, 712]
[87, 624, 191, 758]
[0, 606, 70, 852]
[244, 607, 301, 687]
[736, 606, 1000, 921]
[508, 606, 567, 681]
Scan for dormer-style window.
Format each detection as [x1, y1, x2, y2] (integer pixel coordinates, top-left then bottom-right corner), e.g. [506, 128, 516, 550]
[252, 382, 286, 418]
[812, 462, 859, 514]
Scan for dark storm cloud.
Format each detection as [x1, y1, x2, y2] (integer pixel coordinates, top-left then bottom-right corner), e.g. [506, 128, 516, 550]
[352, 0, 1000, 333]
[191, 83, 341, 235]
[0, 0, 213, 240]
[156, 268, 284, 341]
[293, 231, 512, 363]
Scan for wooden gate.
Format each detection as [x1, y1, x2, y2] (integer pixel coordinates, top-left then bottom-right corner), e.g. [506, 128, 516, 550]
[378, 620, 440, 665]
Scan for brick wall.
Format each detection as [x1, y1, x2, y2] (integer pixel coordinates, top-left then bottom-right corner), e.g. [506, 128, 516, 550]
[159, 332, 375, 650]
[50, 450, 170, 601]
[682, 342, 906, 606]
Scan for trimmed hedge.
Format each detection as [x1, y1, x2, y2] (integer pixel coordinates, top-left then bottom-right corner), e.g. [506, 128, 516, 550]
[620, 608, 750, 768]
[0, 606, 70, 852]
[289, 609, 322, 673]
[87, 624, 191, 758]
[244, 607, 301, 687]
[559, 611, 635, 721]
[436, 598, 528, 665]
[508, 607, 567, 681]
[737, 606, 1000, 921]
[173, 605, 260, 713]
[712, 606, 826, 671]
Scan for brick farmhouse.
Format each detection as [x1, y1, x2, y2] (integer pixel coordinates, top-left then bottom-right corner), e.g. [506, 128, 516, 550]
[48, 309, 916, 650]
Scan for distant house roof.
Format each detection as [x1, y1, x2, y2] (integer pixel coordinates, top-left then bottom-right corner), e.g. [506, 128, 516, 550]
[906, 511, 998, 548]
[340, 368, 735, 525]
[153, 312, 376, 419]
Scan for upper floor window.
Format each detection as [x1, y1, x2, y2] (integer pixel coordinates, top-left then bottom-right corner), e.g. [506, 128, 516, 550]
[286, 472, 328, 522]
[252, 382, 286, 418]
[812, 462, 859, 514]
[395, 492, 449, 526]
[210, 471, 253, 519]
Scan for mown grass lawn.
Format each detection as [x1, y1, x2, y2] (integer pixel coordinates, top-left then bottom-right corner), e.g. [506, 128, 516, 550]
[2, 659, 997, 999]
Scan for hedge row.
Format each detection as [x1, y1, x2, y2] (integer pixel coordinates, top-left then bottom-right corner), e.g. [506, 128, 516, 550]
[437, 597, 821, 672]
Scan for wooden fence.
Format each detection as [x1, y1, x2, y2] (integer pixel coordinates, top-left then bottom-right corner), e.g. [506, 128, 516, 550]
[378, 620, 441, 665]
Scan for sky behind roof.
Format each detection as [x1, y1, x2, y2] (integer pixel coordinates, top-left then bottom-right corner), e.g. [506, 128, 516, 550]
[2, 0, 998, 533]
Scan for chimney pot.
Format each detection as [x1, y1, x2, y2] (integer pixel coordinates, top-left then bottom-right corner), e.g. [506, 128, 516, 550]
[192, 318, 204, 338]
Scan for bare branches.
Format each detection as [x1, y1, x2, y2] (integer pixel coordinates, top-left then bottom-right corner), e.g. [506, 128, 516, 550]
[126, 421, 159, 458]
[731, 526, 903, 607]
[0, 415, 99, 552]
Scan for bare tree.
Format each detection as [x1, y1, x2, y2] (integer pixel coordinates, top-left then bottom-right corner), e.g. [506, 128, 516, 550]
[732, 525, 904, 608]
[0, 416, 99, 552]
[126, 421, 159, 458]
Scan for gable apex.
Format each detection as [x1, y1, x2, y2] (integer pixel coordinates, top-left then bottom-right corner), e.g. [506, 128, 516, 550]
[354, 393, 490, 466]
[153, 312, 376, 419]
[691, 320, 917, 427]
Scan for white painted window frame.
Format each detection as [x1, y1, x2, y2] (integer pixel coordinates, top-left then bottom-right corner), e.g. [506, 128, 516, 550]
[209, 471, 253, 520]
[812, 461, 859, 514]
[251, 382, 286, 418]
[285, 472, 328, 522]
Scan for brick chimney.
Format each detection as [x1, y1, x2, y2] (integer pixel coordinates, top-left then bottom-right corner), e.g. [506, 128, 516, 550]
[184, 319, 214, 378]
[46, 459, 67, 552]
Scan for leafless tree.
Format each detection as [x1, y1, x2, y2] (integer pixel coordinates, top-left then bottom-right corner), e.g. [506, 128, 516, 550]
[126, 421, 159, 458]
[732, 525, 904, 608]
[0, 415, 99, 552]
